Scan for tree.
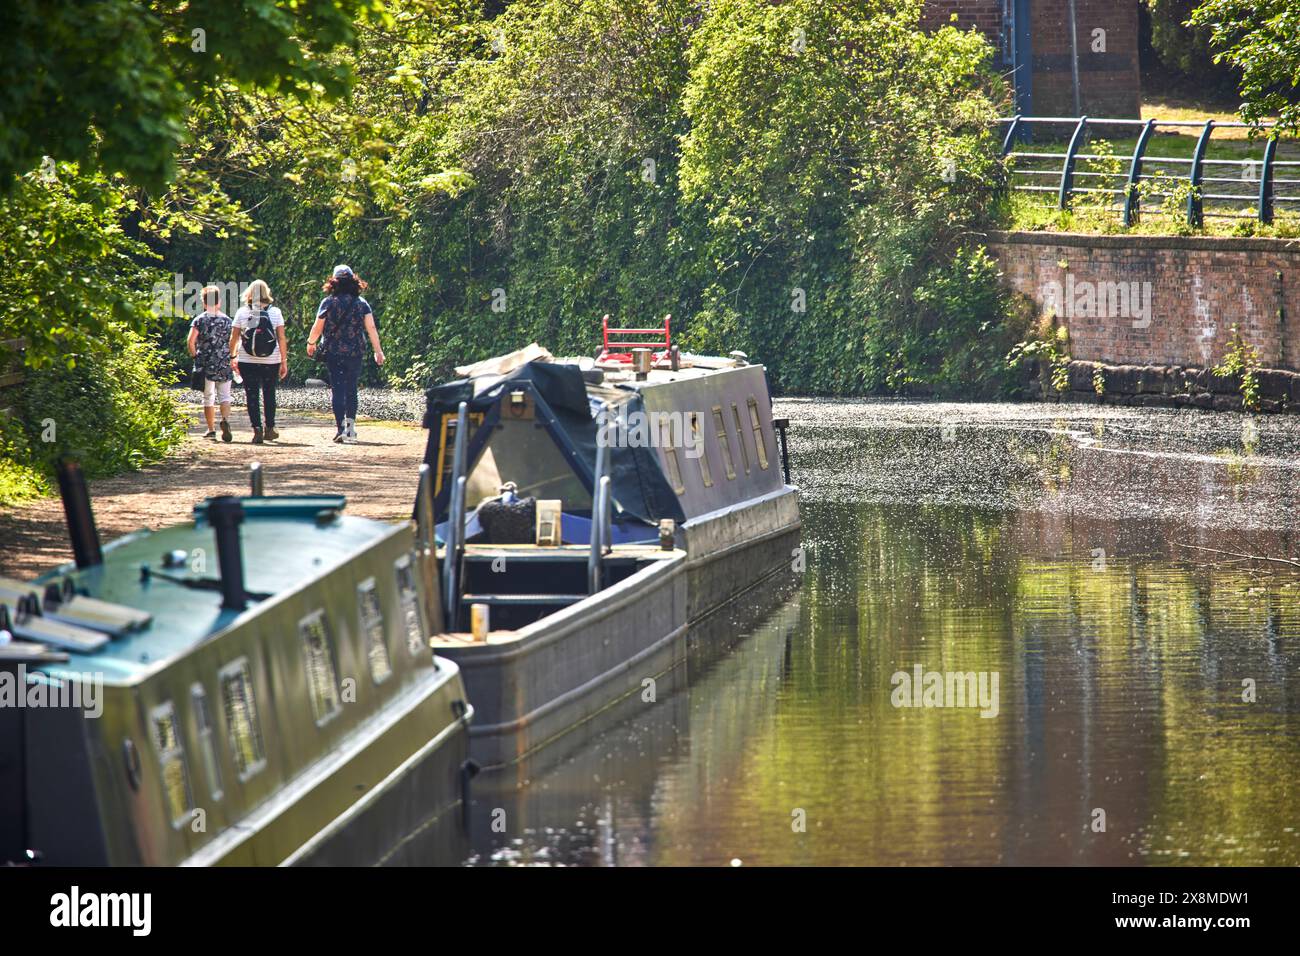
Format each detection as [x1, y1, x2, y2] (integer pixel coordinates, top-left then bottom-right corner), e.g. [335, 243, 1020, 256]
[1189, 1, 1300, 132]
[1, 0, 387, 192]
[1143, 0, 1236, 92]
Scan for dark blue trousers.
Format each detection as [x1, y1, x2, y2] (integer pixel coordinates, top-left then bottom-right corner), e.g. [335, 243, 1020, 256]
[326, 355, 363, 428]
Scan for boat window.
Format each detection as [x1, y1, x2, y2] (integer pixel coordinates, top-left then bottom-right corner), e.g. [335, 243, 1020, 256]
[220, 658, 266, 781]
[150, 701, 193, 829]
[395, 556, 425, 656]
[358, 577, 392, 685]
[747, 397, 770, 470]
[190, 684, 223, 802]
[690, 412, 713, 487]
[659, 416, 685, 494]
[712, 406, 736, 480]
[300, 611, 341, 726]
[731, 403, 751, 474]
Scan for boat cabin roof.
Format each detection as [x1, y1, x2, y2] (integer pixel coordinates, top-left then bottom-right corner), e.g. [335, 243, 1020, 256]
[31, 497, 396, 683]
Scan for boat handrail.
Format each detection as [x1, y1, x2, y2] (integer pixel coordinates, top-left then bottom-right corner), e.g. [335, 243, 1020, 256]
[415, 463, 440, 633]
[443, 402, 470, 628]
[588, 404, 612, 593]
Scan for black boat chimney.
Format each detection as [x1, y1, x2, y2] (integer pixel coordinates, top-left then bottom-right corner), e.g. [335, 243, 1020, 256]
[208, 496, 247, 611]
[56, 458, 102, 569]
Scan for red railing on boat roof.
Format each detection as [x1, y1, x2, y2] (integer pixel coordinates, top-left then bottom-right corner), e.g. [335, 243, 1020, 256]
[598, 314, 672, 364]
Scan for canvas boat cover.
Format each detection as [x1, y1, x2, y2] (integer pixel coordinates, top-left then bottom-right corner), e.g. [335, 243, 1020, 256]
[424, 360, 685, 526]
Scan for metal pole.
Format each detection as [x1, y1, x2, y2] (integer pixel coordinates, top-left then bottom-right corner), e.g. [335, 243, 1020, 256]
[1122, 119, 1156, 227]
[1001, 114, 1023, 156]
[774, 417, 791, 484]
[1013, 0, 1033, 117]
[599, 476, 612, 556]
[1259, 135, 1278, 225]
[416, 463, 440, 634]
[587, 478, 606, 594]
[1059, 116, 1088, 210]
[1067, 0, 1081, 117]
[249, 461, 263, 497]
[588, 405, 611, 594]
[1187, 120, 1214, 228]
[443, 402, 469, 629]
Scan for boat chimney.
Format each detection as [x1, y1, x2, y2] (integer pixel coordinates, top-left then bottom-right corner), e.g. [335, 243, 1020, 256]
[208, 496, 248, 611]
[632, 348, 652, 381]
[56, 458, 103, 569]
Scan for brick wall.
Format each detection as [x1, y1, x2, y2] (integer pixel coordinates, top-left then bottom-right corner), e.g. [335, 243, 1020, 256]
[1029, 0, 1141, 117]
[921, 0, 1003, 42]
[920, 0, 1141, 118]
[988, 231, 1300, 371]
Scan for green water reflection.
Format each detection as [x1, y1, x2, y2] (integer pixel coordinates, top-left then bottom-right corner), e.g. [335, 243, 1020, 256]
[466, 403, 1300, 866]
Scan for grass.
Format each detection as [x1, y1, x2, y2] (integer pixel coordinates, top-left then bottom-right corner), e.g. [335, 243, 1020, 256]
[1001, 103, 1300, 236]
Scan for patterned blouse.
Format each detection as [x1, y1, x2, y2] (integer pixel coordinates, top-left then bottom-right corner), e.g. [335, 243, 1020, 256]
[316, 295, 370, 360]
[191, 311, 234, 381]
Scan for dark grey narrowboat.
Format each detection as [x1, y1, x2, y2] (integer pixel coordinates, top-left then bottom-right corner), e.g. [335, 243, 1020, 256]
[0, 464, 473, 866]
[422, 328, 801, 769]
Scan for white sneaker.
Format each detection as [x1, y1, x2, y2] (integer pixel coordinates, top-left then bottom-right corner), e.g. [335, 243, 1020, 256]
[344, 418, 357, 442]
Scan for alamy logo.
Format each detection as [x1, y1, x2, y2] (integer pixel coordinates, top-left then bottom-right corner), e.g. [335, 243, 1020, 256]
[595, 407, 704, 459]
[1039, 275, 1153, 329]
[890, 665, 1000, 718]
[0, 665, 103, 718]
[50, 886, 151, 936]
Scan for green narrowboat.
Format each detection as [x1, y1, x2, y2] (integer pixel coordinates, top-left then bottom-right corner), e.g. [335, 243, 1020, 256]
[0, 462, 473, 866]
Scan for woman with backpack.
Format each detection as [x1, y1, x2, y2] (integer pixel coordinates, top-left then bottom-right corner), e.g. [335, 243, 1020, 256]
[305, 264, 385, 443]
[186, 285, 234, 442]
[229, 279, 288, 444]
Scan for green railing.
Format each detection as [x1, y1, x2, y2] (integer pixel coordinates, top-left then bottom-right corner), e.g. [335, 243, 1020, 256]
[999, 115, 1299, 228]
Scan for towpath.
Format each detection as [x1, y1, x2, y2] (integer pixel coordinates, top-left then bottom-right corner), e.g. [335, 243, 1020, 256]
[0, 397, 428, 579]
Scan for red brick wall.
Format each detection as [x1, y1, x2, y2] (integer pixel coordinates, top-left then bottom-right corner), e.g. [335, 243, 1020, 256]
[920, 0, 1141, 118]
[988, 231, 1300, 370]
[921, 0, 1003, 42]
[1030, 0, 1141, 117]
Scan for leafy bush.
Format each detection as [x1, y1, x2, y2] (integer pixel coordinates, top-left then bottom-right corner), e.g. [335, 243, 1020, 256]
[160, 0, 1021, 398]
[13, 326, 187, 480]
[0, 413, 48, 505]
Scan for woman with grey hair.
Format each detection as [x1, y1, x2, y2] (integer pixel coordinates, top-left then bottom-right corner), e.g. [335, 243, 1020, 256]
[228, 279, 288, 444]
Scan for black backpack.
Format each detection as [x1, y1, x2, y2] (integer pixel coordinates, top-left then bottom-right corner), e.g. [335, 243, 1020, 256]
[241, 305, 277, 358]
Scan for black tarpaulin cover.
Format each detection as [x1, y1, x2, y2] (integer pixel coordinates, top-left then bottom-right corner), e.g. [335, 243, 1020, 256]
[424, 361, 685, 525]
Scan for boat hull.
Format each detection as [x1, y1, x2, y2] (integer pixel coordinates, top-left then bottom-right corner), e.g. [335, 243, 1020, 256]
[436, 487, 801, 770]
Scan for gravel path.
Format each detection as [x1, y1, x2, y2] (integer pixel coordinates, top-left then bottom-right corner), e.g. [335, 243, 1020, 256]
[182, 385, 429, 423]
[0, 402, 431, 580]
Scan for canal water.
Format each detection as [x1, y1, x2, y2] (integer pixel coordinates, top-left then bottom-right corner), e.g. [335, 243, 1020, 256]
[463, 401, 1300, 865]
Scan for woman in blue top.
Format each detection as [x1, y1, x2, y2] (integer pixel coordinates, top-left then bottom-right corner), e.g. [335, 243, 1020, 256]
[305, 265, 386, 443]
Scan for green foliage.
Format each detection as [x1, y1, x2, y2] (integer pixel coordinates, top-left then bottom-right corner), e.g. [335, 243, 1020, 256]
[163, 0, 1019, 397]
[1213, 325, 1261, 410]
[14, 326, 188, 480]
[1189, 1, 1300, 134]
[0, 414, 48, 506]
[1, 0, 387, 191]
[1144, 1, 1234, 83]
[0, 167, 162, 371]
[1008, 324, 1071, 394]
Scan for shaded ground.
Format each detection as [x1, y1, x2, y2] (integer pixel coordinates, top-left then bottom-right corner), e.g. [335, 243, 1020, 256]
[0, 404, 429, 579]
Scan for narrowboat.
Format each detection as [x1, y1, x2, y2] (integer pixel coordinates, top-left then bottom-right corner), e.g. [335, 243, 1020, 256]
[423, 319, 801, 769]
[0, 461, 473, 866]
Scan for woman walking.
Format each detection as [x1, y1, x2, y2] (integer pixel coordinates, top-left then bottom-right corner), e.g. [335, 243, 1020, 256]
[229, 279, 288, 444]
[306, 264, 385, 443]
[186, 285, 234, 442]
